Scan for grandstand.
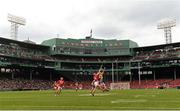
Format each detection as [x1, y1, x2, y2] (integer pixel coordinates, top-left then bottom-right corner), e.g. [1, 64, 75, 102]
[1, 35, 180, 90]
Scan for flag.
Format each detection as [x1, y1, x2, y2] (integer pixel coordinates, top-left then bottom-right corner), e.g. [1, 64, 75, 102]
[90, 29, 92, 38]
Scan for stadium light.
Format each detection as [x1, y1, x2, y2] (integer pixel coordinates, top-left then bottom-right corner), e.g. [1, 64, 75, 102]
[157, 18, 176, 44]
[7, 14, 26, 40]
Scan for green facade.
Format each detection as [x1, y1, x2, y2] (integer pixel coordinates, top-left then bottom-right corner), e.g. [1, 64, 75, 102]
[41, 38, 138, 56]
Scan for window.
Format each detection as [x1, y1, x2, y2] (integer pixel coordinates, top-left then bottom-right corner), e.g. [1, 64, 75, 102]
[85, 44, 89, 46]
[75, 43, 79, 46]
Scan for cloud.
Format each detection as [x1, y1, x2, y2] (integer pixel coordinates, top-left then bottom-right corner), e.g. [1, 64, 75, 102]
[123, 0, 180, 26]
[0, 0, 179, 46]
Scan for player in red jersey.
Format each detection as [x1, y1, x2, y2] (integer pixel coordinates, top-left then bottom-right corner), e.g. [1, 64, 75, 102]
[54, 77, 64, 96]
[53, 81, 58, 90]
[75, 82, 79, 92]
[90, 68, 105, 96]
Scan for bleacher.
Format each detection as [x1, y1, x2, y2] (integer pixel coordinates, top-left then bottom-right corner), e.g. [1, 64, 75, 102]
[133, 47, 180, 61]
[1, 36, 180, 90]
[130, 79, 180, 89]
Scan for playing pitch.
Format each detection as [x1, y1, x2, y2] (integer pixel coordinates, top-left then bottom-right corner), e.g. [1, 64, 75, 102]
[1, 89, 180, 110]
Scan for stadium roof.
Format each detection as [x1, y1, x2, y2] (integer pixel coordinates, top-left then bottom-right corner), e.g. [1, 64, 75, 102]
[0, 37, 49, 49]
[133, 42, 180, 51]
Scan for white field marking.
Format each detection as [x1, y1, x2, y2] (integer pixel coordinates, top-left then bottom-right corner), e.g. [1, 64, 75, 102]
[111, 99, 147, 103]
[134, 94, 156, 98]
[152, 100, 180, 103]
[79, 93, 111, 96]
[5, 105, 180, 110]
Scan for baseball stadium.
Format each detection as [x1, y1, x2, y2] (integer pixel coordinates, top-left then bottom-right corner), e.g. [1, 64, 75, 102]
[1, 0, 180, 110]
[1, 32, 180, 110]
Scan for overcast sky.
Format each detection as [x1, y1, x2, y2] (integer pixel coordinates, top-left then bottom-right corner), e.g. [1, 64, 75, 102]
[0, 0, 179, 46]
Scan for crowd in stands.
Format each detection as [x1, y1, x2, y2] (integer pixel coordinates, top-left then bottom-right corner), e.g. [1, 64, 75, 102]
[0, 43, 131, 62]
[54, 46, 126, 56]
[0, 43, 53, 60]
[2, 78, 180, 90]
[54, 56, 131, 62]
[64, 81, 93, 89]
[133, 47, 180, 61]
[0, 79, 53, 90]
[0, 57, 55, 68]
[0, 78, 111, 91]
[130, 79, 180, 89]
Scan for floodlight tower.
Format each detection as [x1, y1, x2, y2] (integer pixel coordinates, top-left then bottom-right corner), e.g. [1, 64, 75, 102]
[7, 14, 26, 40]
[157, 18, 176, 44]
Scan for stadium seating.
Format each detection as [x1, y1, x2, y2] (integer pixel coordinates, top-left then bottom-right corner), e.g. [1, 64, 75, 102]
[168, 79, 180, 88]
[133, 47, 180, 61]
[2, 78, 180, 90]
[0, 43, 53, 61]
[0, 79, 53, 90]
[0, 78, 112, 90]
[2, 37, 180, 91]
[130, 79, 177, 89]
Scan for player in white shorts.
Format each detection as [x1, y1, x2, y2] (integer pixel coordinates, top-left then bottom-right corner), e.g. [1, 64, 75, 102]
[90, 68, 105, 96]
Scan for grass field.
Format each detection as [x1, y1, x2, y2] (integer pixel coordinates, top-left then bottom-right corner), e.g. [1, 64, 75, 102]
[1, 89, 180, 110]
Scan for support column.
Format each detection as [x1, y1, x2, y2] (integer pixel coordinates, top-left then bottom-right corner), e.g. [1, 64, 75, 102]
[59, 62, 61, 68]
[138, 62, 141, 85]
[112, 63, 114, 83]
[174, 68, 176, 80]
[12, 69, 14, 80]
[50, 72, 52, 81]
[130, 72, 132, 82]
[116, 63, 118, 82]
[153, 70, 156, 81]
[75, 73, 77, 81]
[129, 61, 132, 82]
[30, 71, 32, 80]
